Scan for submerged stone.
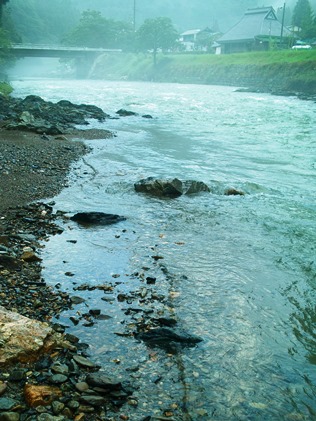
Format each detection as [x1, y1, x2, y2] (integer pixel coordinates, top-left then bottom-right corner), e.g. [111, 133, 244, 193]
[134, 177, 210, 198]
[70, 212, 126, 226]
[136, 327, 202, 351]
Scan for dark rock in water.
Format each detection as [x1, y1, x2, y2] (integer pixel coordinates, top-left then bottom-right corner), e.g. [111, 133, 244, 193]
[116, 109, 138, 117]
[156, 317, 177, 327]
[80, 395, 106, 407]
[142, 114, 153, 119]
[70, 212, 126, 226]
[85, 373, 122, 390]
[134, 177, 210, 198]
[224, 188, 245, 196]
[0, 94, 109, 135]
[136, 327, 202, 351]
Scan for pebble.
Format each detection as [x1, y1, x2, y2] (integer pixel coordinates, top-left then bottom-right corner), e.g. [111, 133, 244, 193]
[51, 400, 65, 415]
[75, 382, 89, 393]
[0, 413, 20, 421]
[50, 374, 68, 384]
[0, 382, 8, 396]
[72, 355, 96, 368]
[0, 397, 17, 411]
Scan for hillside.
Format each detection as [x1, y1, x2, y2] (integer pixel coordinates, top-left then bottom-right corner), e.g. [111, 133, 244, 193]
[91, 50, 316, 97]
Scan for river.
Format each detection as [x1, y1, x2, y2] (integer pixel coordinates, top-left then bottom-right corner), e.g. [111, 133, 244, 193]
[12, 79, 316, 420]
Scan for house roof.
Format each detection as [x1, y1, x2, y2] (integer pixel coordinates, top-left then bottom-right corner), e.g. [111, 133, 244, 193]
[181, 29, 201, 37]
[218, 6, 292, 43]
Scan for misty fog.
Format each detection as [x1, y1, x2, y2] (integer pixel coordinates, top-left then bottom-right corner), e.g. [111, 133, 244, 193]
[73, 0, 316, 32]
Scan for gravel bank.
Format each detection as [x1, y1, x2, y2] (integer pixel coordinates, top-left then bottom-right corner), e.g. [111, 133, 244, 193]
[0, 129, 96, 212]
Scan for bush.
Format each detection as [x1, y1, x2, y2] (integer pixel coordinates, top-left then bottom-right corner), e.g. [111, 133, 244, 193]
[0, 81, 13, 96]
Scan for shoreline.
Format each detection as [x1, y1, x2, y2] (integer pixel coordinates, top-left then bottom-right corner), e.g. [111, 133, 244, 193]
[0, 126, 190, 420]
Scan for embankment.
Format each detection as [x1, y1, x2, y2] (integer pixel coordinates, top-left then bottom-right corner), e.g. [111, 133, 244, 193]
[91, 50, 316, 97]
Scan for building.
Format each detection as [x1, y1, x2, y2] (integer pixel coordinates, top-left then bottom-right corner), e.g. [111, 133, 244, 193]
[217, 6, 293, 54]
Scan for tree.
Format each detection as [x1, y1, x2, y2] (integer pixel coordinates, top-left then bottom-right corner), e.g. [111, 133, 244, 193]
[0, 0, 9, 25]
[136, 17, 178, 66]
[0, 27, 14, 79]
[63, 10, 133, 49]
[292, 0, 315, 38]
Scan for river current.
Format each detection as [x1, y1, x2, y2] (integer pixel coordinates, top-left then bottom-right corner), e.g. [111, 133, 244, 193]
[12, 79, 316, 420]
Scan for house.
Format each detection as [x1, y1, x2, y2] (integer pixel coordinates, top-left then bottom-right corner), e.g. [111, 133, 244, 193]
[180, 27, 220, 52]
[217, 6, 293, 54]
[180, 29, 201, 51]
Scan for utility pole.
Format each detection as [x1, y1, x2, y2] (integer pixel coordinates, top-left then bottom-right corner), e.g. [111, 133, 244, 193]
[280, 2, 286, 47]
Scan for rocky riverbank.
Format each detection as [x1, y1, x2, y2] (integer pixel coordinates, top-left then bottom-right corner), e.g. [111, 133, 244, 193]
[0, 95, 201, 420]
[0, 96, 139, 420]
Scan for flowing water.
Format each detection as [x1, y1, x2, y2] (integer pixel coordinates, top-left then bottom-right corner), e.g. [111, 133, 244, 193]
[12, 79, 316, 420]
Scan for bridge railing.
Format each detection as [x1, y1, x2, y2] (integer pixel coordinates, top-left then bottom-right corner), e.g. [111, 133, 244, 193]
[11, 43, 122, 53]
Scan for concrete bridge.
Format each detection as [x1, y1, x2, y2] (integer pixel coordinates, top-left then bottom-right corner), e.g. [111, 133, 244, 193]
[10, 44, 121, 58]
[8, 44, 121, 77]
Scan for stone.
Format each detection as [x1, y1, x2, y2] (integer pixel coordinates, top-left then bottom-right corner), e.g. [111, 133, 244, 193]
[80, 395, 106, 407]
[51, 401, 65, 415]
[9, 369, 26, 382]
[134, 177, 210, 198]
[136, 327, 203, 350]
[75, 382, 89, 393]
[24, 384, 62, 407]
[0, 255, 22, 271]
[70, 212, 126, 226]
[70, 296, 85, 305]
[51, 363, 69, 375]
[0, 381, 7, 396]
[1, 95, 109, 135]
[37, 414, 64, 421]
[0, 397, 17, 411]
[0, 412, 20, 421]
[67, 400, 80, 410]
[21, 251, 42, 262]
[85, 373, 122, 390]
[50, 374, 68, 384]
[116, 109, 138, 117]
[0, 306, 54, 364]
[72, 355, 96, 368]
[224, 187, 245, 196]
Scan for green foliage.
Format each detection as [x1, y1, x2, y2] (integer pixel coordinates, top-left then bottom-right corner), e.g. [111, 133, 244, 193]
[5, 0, 79, 44]
[63, 10, 134, 50]
[0, 27, 14, 76]
[136, 17, 178, 65]
[0, 81, 12, 95]
[292, 0, 316, 38]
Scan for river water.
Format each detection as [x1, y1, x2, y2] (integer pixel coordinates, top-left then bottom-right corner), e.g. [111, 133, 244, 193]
[12, 79, 316, 420]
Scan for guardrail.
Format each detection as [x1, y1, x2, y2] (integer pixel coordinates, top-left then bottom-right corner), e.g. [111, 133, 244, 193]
[11, 44, 122, 53]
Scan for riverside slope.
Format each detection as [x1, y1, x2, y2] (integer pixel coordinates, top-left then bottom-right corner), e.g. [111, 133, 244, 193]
[91, 51, 316, 99]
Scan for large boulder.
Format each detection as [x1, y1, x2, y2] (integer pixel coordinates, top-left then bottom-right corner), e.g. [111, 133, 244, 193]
[134, 177, 210, 198]
[0, 306, 60, 365]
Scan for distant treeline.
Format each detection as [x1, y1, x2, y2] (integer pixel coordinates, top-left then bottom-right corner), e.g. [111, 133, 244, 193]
[3, 0, 315, 44]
